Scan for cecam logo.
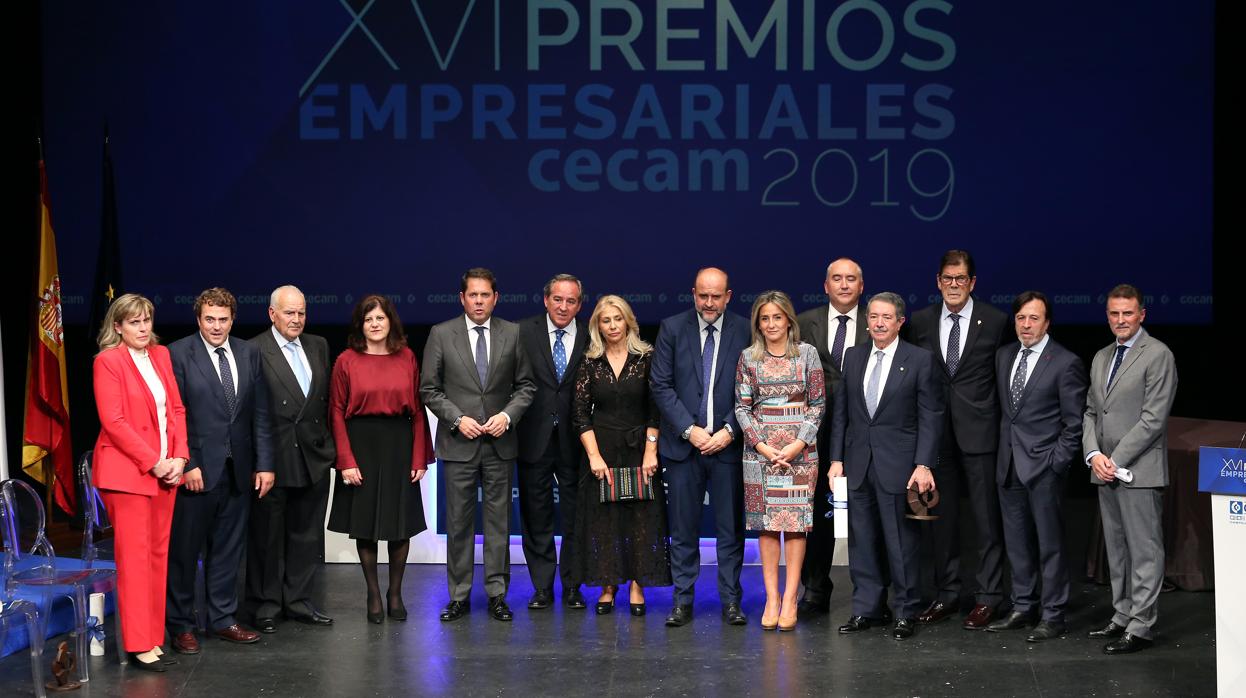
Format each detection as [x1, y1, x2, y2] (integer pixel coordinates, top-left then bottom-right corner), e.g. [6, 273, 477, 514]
[1221, 458, 1246, 480]
[1230, 499, 1246, 526]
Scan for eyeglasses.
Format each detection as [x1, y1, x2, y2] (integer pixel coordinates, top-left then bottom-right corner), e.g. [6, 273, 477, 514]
[938, 274, 971, 287]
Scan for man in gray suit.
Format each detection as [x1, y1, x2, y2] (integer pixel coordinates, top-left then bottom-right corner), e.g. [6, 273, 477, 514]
[985, 291, 1086, 642]
[421, 268, 536, 622]
[794, 257, 868, 615]
[1083, 284, 1177, 654]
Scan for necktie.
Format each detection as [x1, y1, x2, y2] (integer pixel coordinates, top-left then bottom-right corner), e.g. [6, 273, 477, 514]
[1107, 344, 1127, 387]
[286, 342, 310, 396]
[1010, 348, 1031, 410]
[830, 314, 849, 372]
[866, 350, 884, 418]
[946, 313, 962, 377]
[697, 325, 716, 428]
[553, 329, 567, 382]
[474, 326, 489, 387]
[216, 347, 236, 457]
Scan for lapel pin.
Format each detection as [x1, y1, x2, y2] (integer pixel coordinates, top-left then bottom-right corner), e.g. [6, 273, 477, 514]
[899, 366, 905, 372]
[977, 319, 982, 325]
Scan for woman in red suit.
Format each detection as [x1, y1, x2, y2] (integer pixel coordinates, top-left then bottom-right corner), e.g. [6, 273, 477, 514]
[92, 293, 188, 671]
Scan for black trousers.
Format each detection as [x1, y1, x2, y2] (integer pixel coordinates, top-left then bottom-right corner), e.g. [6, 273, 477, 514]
[516, 438, 582, 593]
[922, 445, 1005, 607]
[167, 467, 249, 633]
[244, 476, 331, 619]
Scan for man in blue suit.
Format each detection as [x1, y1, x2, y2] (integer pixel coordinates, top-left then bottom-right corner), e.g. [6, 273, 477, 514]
[167, 288, 275, 653]
[651, 267, 750, 627]
[830, 292, 943, 640]
[985, 291, 1087, 642]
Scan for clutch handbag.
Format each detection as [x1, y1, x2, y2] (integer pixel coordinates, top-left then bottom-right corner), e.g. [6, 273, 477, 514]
[599, 466, 656, 503]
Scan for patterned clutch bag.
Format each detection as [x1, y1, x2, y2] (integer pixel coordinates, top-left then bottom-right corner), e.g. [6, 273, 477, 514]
[598, 467, 656, 503]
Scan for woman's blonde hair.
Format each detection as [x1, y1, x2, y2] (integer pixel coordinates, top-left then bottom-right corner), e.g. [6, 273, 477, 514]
[97, 293, 159, 352]
[585, 295, 651, 359]
[747, 290, 801, 360]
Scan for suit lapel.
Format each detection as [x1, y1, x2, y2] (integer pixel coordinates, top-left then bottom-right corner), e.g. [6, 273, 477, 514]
[534, 316, 558, 381]
[957, 305, 986, 377]
[120, 347, 160, 423]
[1015, 347, 1053, 412]
[260, 331, 306, 407]
[1105, 333, 1147, 399]
[712, 314, 739, 390]
[562, 318, 589, 388]
[192, 337, 230, 414]
[998, 346, 1019, 417]
[453, 320, 484, 390]
[808, 307, 828, 362]
[872, 342, 911, 420]
[486, 322, 508, 389]
[230, 337, 250, 423]
[686, 313, 704, 388]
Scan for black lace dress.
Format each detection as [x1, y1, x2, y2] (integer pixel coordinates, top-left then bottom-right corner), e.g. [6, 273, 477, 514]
[572, 351, 673, 587]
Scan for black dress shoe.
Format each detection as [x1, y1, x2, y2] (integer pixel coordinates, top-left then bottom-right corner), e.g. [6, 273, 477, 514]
[488, 595, 514, 622]
[1087, 621, 1127, 639]
[1104, 633, 1153, 655]
[796, 597, 830, 617]
[128, 653, 168, 672]
[564, 588, 587, 609]
[838, 615, 882, 633]
[255, 617, 277, 634]
[986, 610, 1036, 632]
[892, 618, 916, 640]
[722, 602, 747, 626]
[528, 589, 554, 610]
[440, 600, 470, 622]
[916, 600, 955, 624]
[1026, 621, 1066, 643]
[287, 609, 334, 626]
[665, 604, 693, 627]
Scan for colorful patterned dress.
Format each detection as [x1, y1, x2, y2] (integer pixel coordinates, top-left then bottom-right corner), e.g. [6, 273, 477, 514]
[734, 342, 826, 532]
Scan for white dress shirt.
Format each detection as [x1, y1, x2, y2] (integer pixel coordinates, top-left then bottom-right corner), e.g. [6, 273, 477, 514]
[697, 314, 724, 428]
[130, 346, 168, 461]
[465, 315, 493, 362]
[862, 336, 901, 403]
[939, 297, 974, 365]
[272, 326, 313, 388]
[547, 315, 576, 354]
[200, 334, 238, 393]
[827, 305, 860, 370]
[1009, 332, 1050, 390]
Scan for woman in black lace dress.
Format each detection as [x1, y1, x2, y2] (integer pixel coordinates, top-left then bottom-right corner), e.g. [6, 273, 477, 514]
[573, 295, 672, 615]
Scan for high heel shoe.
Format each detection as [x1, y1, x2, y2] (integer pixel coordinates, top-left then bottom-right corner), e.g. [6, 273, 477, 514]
[596, 585, 617, 615]
[761, 600, 780, 631]
[630, 603, 646, 617]
[366, 594, 384, 624]
[387, 594, 408, 621]
[777, 608, 798, 632]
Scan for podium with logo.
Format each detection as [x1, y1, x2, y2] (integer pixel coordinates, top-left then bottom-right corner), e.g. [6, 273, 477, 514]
[1198, 446, 1246, 697]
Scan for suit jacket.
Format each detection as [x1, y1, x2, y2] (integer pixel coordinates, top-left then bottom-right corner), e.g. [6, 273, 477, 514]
[650, 309, 750, 463]
[830, 339, 943, 494]
[251, 329, 336, 488]
[906, 298, 1008, 455]
[169, 334, 275, 491]
[1083, 328, 1177, 488]
[515, 314, 588, 465]
[92, 344, 189, 496]
[797, 303, 869, 463]
[995, 338, 1087, 486]
[420, 315, 536, 462]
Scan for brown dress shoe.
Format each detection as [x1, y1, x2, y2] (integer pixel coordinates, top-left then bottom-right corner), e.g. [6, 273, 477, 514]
[172, 631, 201, 654]
[214, 624, 260, 644]
[962, 604, 995, 630]
[917, 600, 955, 624]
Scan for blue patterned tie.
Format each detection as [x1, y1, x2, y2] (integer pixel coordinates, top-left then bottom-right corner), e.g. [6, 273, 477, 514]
[1107, 344, 1127, 387]
[946, 313, 962, 377]
[285, 342, 310, 396]
[697, 325, 716, 428]
[1010, 348, 1031, 410]
[553, 329, 567, 382]
[215, 346, 236, 457]
[865, 350, 884, 418]
[830, 314, 849, 372]
[474, 326, 488, 387]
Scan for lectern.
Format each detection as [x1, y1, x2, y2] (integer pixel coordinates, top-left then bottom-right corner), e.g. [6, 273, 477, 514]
[1198, 446, 1246, 697]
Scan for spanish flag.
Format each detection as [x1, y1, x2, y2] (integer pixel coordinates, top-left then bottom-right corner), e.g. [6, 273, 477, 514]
[23, 157, 75, 514]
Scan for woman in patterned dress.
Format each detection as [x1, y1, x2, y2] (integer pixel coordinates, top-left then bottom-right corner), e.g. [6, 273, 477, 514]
[734, 291, 826, 631]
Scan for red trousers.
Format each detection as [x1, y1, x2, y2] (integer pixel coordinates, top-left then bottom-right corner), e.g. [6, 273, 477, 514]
[101, 487, 177, 652]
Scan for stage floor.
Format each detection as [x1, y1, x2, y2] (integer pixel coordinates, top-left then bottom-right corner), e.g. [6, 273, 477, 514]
[0, 561, 1216, 697]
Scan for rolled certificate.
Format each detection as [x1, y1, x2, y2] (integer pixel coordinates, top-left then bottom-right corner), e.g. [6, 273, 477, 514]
[90, 592, 106, 655]
[832, 476, 848, 539]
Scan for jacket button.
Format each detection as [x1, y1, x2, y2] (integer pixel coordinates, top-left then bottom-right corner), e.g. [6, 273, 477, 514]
[282, 400, 288, 406]
[295, 443, 300, 448]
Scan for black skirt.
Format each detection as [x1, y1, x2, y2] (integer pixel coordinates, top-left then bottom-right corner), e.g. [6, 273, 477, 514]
[327, 415, 427, 541]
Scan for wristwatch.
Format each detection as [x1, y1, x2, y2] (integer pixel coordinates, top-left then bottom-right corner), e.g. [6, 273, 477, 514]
[452, 415, 464, 432]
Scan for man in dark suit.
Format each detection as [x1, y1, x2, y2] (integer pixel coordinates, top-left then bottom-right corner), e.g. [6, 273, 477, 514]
[245, 285, 336, 632]
[830, 292, 943, 640]
[1083, 284, 1177, 655]
[905, 250, 1008, 629]
[794, 257, 868, 616]
[167, 287, 275, 653]
[515, 274, 589, 610]
[420, 268, 536, 622]
[984, 291, 1086, 642]
[651, 267, 751, 627]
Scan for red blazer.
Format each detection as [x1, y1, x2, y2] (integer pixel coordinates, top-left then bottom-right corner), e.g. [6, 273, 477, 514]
[92, 344, 189, 495]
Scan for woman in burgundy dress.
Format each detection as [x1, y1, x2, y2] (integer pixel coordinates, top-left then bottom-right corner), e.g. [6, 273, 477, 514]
[327, 295, 434, 623]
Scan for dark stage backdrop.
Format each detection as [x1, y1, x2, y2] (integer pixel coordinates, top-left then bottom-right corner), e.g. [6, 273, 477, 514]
[39, 1, 1213, 326]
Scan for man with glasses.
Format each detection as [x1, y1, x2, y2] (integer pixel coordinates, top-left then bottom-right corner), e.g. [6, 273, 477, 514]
[905, 250, 1008, 630]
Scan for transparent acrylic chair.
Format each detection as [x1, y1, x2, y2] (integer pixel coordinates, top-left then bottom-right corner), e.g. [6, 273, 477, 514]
[0, 476, 123, 684]
[1, 481, 49, 698]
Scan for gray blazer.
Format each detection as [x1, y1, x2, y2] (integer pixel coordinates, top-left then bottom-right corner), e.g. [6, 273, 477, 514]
[1083, 328, 1177, 488]
[420, 315, 536, 462]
